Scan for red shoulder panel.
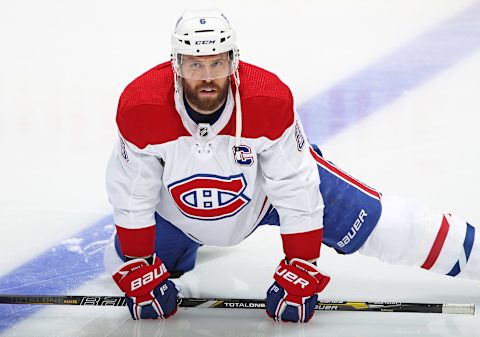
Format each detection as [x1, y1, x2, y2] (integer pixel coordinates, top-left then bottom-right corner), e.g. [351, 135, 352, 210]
[219, 62, 295, 140]
[116, 62, 189, 149]
[118, 61, 295, 147]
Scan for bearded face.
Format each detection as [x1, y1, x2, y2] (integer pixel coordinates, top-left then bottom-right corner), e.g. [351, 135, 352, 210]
[182, 76, 230, 113]
[180, 52, 232, 114]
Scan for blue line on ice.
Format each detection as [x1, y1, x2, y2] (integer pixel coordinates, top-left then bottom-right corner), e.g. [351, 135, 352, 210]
[300, 1, 480, 144]
[0, 216, 114, 331]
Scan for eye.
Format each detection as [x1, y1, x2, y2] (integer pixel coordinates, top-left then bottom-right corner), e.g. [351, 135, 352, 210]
[211, 60, 224, 67]
[190, 62, 201, 70]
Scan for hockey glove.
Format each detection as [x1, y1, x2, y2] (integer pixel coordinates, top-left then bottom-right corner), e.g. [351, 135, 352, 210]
[112, 255, 178, 320]
[266, 258, 330, 323]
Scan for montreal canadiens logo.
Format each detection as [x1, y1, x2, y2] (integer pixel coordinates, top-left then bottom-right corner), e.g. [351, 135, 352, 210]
[167, 174, 251, 221]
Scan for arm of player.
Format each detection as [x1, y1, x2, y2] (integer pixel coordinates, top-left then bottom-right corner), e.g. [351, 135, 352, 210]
[106, 134, 163, 257]
[258, 114, 325, 261]
[258, 106, 330, 322]
[106, 135, 179, 319]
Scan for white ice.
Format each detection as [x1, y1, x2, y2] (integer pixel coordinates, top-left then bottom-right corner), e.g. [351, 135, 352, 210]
[0, 0, 479, 336]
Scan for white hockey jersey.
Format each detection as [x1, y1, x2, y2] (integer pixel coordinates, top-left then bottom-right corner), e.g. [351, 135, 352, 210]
[106, 61, 324, 259]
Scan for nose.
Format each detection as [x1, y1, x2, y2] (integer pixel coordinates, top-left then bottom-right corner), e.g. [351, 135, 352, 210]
[202, 67, 214, 81]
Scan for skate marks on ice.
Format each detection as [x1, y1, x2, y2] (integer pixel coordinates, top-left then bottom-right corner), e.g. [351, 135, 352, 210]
[0, 216, 115, 332]
[0, 226, 479, 337]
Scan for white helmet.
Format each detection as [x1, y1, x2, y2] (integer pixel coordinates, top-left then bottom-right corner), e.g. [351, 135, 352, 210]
[171, 8, 239, 80]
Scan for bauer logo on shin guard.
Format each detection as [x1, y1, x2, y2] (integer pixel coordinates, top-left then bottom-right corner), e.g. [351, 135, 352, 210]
[337, 209, 368, 248]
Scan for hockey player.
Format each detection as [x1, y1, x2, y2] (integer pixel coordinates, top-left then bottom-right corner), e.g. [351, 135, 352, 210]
[106, 8, 478, 323]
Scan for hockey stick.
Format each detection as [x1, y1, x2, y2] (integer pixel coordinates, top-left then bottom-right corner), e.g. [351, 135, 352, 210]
[0, 295, 475, 315]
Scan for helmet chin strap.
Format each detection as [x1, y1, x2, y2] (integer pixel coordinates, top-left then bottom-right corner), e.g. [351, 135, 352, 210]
[174, 70, 180, 93]
[233, 69, 243, 161]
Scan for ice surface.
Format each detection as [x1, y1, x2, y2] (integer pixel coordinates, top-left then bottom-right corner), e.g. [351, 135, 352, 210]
[1, 0, 479, 336]
[2, 227, 480, 336]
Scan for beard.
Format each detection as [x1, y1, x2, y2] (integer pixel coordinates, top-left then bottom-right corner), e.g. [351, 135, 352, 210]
[183, 78, 229, 112]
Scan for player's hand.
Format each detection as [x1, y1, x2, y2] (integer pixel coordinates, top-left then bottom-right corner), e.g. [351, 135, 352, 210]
[112, 254, 178, 320]
[266, 258, 330, 322]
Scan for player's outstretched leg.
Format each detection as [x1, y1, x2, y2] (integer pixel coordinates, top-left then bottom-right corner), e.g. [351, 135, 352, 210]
[310, 143, 478, 281]
[359, 193, 478, 280]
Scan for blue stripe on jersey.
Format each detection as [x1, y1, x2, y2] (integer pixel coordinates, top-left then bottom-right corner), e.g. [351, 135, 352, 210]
[447, 261, 461, 277]
[464, 223, 475, 261]
[447, 223, 475, 277]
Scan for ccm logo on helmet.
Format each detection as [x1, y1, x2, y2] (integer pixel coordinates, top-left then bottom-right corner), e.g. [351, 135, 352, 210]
[167, 174, 251, 221]
[195, 40, 216, 45]
[131, 263, 168, 292]
[276, 266, 310, 289]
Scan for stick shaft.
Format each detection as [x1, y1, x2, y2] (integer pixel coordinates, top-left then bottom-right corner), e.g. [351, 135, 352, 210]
[0, 295, 474, 315]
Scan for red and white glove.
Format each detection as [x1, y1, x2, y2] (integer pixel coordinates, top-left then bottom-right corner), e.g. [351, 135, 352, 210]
[266, 258, 330, 322]
[112, 255, 178, 320]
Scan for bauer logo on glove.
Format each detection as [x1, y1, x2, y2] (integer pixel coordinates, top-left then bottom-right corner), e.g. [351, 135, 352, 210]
[130, 262, 168, 292]
[112, 255, 179, 320]
[275, 265, 311, 289]
[266, 258, 330, 323]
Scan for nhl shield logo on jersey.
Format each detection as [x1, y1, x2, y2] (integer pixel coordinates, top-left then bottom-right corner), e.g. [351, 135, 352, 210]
[197, 123, 211, 138]
[167, 173, 251, 220]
